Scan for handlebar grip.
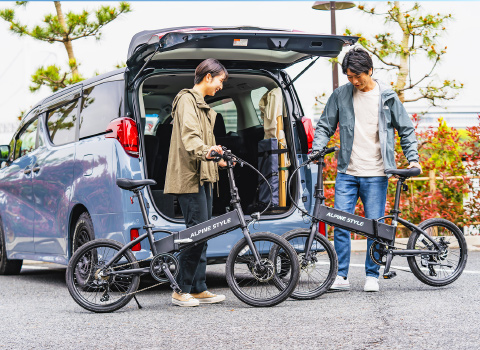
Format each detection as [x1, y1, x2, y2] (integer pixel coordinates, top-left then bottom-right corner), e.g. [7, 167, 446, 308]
[210, 150, 221, 158]
[323, 146, 339, 155]
[308, 146, 339, 162]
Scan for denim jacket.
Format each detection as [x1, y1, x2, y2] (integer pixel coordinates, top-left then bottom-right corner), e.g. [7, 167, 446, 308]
[312, 81, 419, 174]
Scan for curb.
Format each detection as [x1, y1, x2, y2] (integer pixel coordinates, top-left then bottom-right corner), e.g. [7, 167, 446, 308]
[348, 236, 480, 252]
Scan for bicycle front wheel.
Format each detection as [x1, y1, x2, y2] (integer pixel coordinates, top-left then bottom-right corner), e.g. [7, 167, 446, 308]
[66, 239, 140, 313]
[407, 218, 468, 287]
[226, 232, 299, 307]
[282, 229, 338, 300]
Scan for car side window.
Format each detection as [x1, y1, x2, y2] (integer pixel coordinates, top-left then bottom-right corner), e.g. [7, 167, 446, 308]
[46, 100, 78, 146]
[79, 79, 125, 139]
[14, 119, 38, 160]
[210, 98, 238, 133]
[251, 87, 269, 125]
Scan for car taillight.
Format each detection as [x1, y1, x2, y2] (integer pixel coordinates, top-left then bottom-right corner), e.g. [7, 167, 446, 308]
[105, 117, 139, 158]
[318, 221, 326, 237]
[130, 228, 141, 251]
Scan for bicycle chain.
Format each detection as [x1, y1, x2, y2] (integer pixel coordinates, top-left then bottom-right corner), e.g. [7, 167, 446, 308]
[93, 256, 168, 297]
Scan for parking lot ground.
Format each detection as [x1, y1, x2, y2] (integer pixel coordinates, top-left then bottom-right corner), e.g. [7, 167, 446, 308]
[1, 252, 479, 350]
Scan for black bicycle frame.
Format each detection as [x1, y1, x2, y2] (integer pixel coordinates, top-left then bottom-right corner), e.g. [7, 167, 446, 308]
[104, 155, 263, 275]
[310, 154, 442, 254]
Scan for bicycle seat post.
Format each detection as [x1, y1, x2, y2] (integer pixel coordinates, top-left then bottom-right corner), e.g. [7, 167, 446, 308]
[390, 177, 405, 221]
[133, 188, 157, 255]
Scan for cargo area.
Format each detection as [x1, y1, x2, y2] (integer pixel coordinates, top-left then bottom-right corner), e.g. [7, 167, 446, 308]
[137, 72, 296, 219]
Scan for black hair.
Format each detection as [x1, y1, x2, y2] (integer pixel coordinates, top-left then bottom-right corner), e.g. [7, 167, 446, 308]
[194, 58, 228, 85]
[341, 47, 373, 75]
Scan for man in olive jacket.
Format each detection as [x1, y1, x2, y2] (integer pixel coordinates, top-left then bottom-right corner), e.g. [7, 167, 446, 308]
[312, 48, 422, 292]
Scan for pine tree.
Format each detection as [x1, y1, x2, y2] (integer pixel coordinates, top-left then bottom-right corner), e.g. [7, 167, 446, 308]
[0, 1, 131, 92]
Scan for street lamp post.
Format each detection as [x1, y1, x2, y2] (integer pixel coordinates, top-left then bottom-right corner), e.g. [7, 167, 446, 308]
[312, 1, 355, 90]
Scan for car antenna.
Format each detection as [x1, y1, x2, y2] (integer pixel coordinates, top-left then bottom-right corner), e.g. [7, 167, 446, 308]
[128, 44, 162, 90]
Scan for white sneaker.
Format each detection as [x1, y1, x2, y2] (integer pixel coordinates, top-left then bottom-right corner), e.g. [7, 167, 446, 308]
[329, 275, 350, 291]
[190, 291, 226, 304]
[172, 292, 200, 307]
[364, 276, 379, 292]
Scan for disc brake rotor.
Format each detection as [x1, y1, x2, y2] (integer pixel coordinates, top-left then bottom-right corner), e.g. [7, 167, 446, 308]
[250, 259, 275, 282]
[298, 253, 316, 274]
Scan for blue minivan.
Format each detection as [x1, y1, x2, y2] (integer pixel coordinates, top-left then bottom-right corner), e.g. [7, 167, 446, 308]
[0, 26, 356, 274]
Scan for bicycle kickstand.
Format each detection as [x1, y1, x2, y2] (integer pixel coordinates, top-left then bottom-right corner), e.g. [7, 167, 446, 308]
[382, 249, 397, 279]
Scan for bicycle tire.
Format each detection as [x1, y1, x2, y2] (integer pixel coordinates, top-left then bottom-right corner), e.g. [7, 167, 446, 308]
[66, 239, 140, 313]
[225, 232, 299, 307]
[281, 228, 338, 300]
[407, 218, 468, 287]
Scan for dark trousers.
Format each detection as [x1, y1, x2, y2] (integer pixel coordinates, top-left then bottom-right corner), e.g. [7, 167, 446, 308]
[176, 183, 212, 293]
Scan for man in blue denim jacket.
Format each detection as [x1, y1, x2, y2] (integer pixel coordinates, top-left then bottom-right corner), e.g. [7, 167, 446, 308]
[312, 47, 422, 292]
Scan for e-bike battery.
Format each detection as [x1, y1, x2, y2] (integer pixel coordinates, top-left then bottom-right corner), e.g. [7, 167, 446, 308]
[317, 205, 396, 242]
[153, 209, 243, 253]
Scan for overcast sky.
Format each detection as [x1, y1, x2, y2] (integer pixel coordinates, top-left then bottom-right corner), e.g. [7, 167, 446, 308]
[1, 1, 479, 143]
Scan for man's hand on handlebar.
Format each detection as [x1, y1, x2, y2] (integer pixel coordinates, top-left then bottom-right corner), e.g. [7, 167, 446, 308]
[207, 145, 228, 167]
[206, 145, 223, 159]
[310, 146, 339, 164]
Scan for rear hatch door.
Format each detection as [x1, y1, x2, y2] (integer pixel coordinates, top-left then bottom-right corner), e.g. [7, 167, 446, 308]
[126, 26, 358, 81]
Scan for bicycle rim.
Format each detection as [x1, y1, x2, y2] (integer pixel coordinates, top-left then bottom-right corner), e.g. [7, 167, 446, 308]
[407, 219, 467, 286]
[66, 240, 140, 312]
[226, 232, 299, 307]
[284, 231, 337, 299]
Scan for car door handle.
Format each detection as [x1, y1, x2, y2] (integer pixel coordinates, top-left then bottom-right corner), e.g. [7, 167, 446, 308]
[24, 167, 32, 175]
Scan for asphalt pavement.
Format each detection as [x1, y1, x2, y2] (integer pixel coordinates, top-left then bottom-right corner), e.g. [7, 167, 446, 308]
[0, 252, 479, 350]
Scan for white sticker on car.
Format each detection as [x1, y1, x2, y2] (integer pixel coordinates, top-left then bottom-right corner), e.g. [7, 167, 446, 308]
[233, 39, 248, 47]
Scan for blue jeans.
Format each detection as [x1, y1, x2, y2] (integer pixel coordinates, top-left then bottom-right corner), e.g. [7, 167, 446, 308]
[333, 173, 388, 278]
[176, 183, 212, 293]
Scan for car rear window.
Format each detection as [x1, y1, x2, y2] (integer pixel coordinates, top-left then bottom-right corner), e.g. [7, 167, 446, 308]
[79, 80, 124, 139]
[210, 98, 238, 133]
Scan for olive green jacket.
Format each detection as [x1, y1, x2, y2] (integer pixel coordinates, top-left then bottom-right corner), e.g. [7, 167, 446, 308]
[164, 88, 219, 194]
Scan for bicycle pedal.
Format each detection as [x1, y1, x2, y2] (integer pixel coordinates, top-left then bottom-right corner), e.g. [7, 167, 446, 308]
[383, 271, 397, 279]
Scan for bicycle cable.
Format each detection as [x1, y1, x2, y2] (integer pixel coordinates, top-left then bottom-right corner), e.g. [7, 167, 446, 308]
[287, 157, 317, 220]
[211, 149, 273, 219]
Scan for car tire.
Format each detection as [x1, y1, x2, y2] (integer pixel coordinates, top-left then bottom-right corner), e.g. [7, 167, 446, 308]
[72, 212, 95, 254]
[0, 218, 23, 275]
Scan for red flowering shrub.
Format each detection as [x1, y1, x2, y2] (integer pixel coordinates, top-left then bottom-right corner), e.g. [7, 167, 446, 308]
[320, 114, 480, 237]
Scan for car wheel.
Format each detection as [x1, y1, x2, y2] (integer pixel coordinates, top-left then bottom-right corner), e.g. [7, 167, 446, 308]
[72, 212, 95, 254]
[0, 218, 23, 275]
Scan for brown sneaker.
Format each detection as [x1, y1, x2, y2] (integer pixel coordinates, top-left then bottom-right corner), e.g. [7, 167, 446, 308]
[190, 291, 226, 304]
[172, 292, 200, 307]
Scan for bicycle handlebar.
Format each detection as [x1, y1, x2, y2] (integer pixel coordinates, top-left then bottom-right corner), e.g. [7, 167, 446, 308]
[308, 146, 339, 162]
[207, 147, 274, 217]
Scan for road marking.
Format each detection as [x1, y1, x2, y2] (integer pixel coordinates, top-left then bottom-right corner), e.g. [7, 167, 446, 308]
[22, 265, 64, 270]
[348, 263, 480, 274]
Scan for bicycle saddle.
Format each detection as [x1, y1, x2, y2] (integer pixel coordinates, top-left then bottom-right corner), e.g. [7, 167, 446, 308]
[384, 168, 421, 178]
[116, 178, 157, 191]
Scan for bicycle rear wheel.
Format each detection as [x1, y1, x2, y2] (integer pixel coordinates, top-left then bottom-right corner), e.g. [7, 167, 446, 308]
[66, 239, 140, 313]
[226, 232, 299, 307]
[282, 229, 338, 300]
[407, 218, 468, 287]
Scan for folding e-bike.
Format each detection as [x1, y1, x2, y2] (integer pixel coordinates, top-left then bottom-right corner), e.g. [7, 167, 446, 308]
[66, 150, 300, 312]
[284, 146, 468, 299]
